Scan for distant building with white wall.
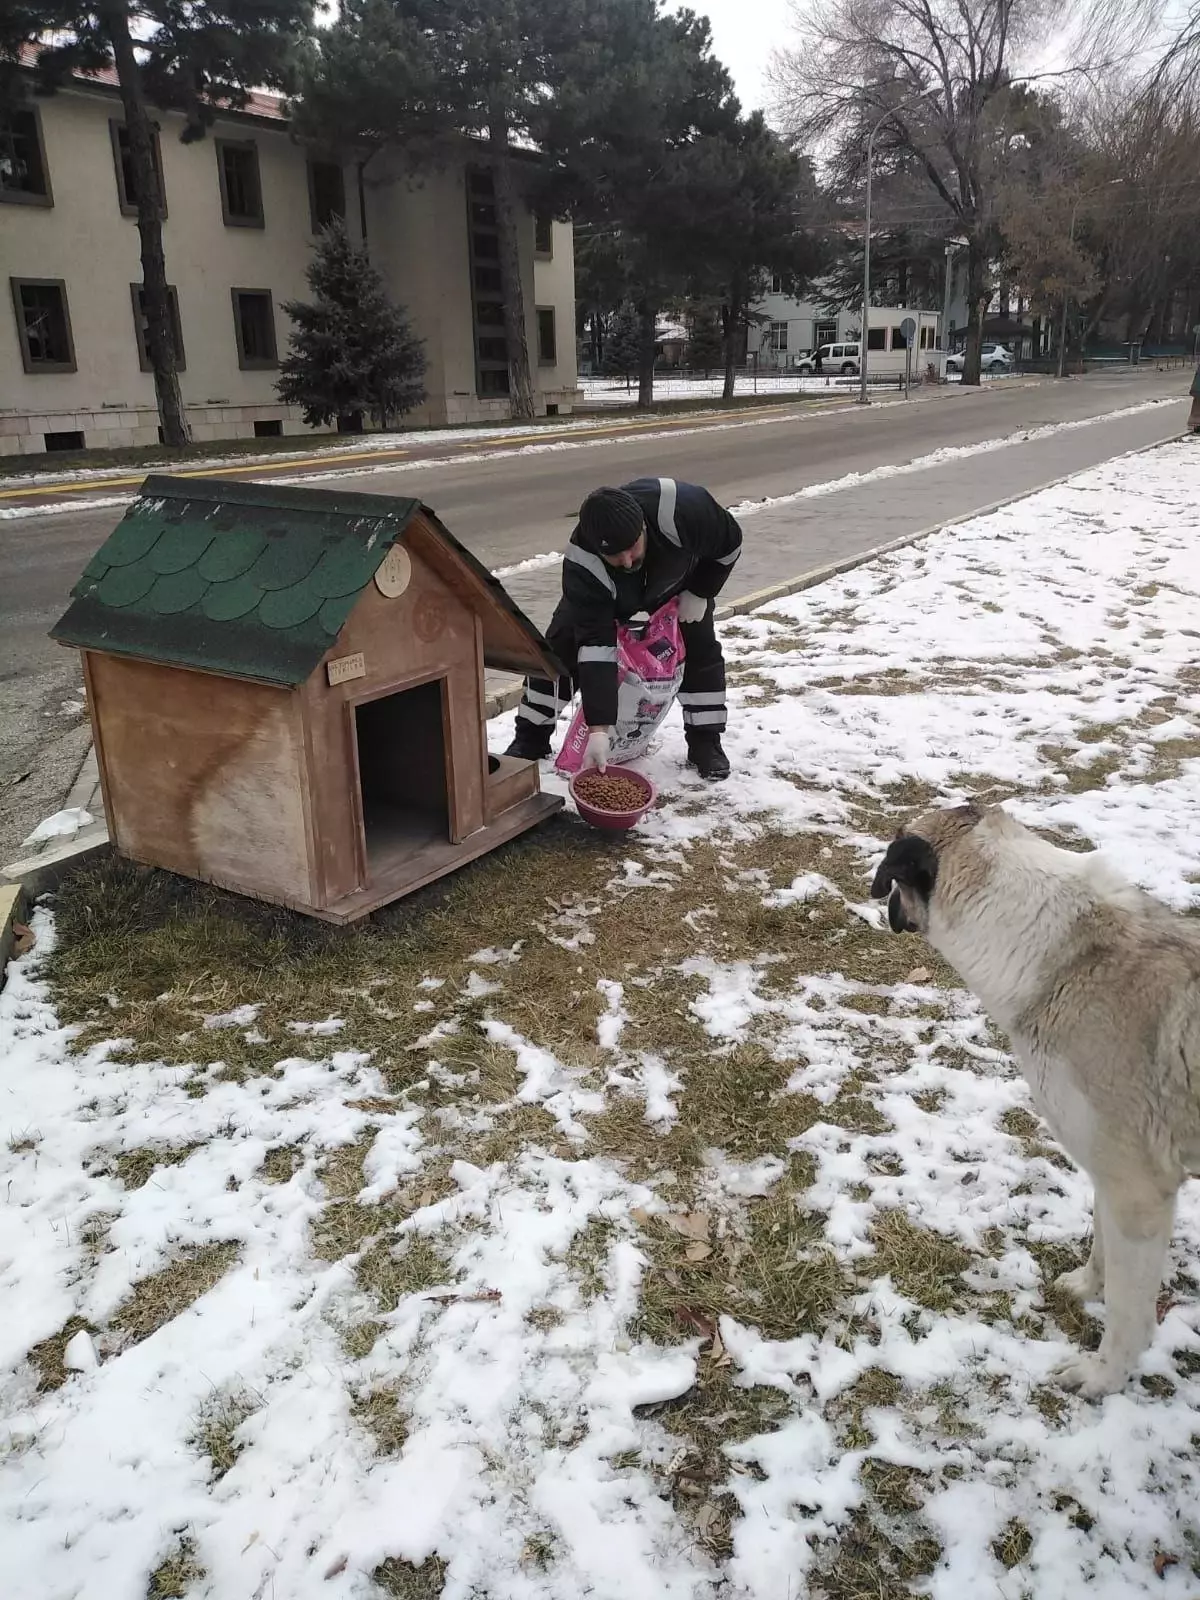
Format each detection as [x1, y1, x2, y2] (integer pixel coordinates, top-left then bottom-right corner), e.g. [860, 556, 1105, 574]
[0, 59, 577, 455]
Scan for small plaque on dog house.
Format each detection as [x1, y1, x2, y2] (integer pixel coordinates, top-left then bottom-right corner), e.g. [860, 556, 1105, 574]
[51, 476, 565, 922]
[327, 652, 366, 685]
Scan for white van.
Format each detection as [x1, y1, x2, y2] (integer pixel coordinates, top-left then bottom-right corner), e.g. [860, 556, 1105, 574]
[794, 342, 861, 376]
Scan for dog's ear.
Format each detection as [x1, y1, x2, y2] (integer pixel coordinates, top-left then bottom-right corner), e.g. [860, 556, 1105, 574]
[870, 835, 939, 901]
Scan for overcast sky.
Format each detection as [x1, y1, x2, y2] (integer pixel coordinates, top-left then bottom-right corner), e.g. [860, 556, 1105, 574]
[669, 0, 796, 117]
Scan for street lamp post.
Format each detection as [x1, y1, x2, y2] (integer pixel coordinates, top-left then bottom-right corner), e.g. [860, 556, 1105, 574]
[857, 108, 893, 406]
[940, 237, 967, 379]
[1057, 197, 1083, 380]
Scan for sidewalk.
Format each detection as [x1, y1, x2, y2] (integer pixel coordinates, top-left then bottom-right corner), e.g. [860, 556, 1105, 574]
[4, 390, 1188, 885]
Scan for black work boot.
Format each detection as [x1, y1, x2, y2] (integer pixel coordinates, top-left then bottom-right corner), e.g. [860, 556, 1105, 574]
[686, 731, 731, 781]
[505, 727, 552, 762]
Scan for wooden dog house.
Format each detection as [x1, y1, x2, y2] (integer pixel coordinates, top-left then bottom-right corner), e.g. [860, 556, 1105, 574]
[51, 475, 564, 922]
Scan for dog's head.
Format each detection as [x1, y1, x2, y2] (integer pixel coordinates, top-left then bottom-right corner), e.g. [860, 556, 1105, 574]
[870, 803, 988, 935]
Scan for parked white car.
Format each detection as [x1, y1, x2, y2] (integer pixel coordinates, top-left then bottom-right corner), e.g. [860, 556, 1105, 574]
[793, 342, 861, 376]
[946, 343, 1013, 374]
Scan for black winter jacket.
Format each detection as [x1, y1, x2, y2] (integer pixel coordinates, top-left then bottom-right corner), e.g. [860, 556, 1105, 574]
[561, 476, 742, 725]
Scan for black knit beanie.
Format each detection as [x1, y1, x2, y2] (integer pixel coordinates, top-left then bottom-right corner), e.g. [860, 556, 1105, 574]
[579, 486, 645, 556]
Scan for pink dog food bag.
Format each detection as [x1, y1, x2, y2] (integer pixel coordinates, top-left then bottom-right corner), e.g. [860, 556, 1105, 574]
[554, 599, 686, 775]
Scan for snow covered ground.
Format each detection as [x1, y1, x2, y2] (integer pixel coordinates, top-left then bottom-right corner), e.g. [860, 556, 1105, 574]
[575, 370, 1006, 406]
[4, 439, 1200, 1600]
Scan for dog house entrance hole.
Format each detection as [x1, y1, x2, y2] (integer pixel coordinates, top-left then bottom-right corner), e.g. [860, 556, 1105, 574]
[355, 681, 450, 872]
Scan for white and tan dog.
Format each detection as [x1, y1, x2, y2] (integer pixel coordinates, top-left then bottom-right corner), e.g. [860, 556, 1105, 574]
[871, 801, 1200, 1397]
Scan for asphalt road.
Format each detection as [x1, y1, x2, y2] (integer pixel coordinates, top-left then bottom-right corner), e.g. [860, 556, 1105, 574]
[1, 368, 1189, 866]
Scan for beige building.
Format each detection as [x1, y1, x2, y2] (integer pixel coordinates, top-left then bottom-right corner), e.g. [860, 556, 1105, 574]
[0, 67, 577, 456]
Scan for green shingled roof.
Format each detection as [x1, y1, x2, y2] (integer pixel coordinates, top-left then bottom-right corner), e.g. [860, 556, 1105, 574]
[50, 474, 557, 687]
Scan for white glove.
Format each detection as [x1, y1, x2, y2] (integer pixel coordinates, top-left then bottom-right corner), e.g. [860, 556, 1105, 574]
[677, 591, 708, 625]
[583, 727, 612, 772]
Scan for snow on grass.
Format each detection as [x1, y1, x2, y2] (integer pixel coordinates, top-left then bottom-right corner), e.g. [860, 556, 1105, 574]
[5, 439, 1200, 1600]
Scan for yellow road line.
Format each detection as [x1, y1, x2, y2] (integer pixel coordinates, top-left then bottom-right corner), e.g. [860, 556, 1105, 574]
[0, 396, 851, 504]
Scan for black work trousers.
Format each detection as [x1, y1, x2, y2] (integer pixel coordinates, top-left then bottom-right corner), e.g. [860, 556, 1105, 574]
[513, 597, 727, 748]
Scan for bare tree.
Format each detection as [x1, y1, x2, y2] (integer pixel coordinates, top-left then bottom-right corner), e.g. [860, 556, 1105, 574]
[1074, 79, 1200, 347]
[770, 0, 1158, 383]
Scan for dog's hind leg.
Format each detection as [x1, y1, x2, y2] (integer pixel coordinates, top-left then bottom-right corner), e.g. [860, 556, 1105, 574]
[1052, 1179, 1176, 1398]
[1054, 1202, 1104, 1302]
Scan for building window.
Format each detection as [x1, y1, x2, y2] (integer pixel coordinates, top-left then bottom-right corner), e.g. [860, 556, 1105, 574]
[866, 326, 887, 350]
[110, 120, 166, 218]
[10, 278, 76, 372]
[466, 166, 509, 398]
[130, 284, 185, 371]
[307, 157, 345, 233]
[536, 307, 557, 365]
[768, 320, 788, 353]
[217, 139, 264, 227]
[814, 320, 837, 348]
[0, 106, 52, 206]
[534, 212, 553, 258]
[230, 288, 277, 368]
[891, 326, 909, 349]
[770, 274, 783, 294]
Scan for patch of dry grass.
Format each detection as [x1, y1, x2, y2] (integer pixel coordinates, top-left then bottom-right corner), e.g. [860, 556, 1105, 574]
[107, 1143, 202, 1190]
[26, 1315, 97, 1392]
[191, 1390, 258, 1482]
[634, 1188, 852, 1348]
[111, 1243, 239, 1347]
[992, 1517, 1034, 1568]
[146, 1537, 205, 1598]
[373, 1556, 446, 1598]
[353, 1384, 410, 1456]
[259, 1143, 304, 1183]
[863, 1210, 973, 1312]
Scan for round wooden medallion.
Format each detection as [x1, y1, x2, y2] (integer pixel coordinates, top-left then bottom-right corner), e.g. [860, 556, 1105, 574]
[374, 544, 412, 598]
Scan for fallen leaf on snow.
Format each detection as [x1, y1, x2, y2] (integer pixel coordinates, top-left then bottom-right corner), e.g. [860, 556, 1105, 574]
[324, 1555, 349, 1580]
[1153, 1551, 1177, 1578]
[12, 923, 35, 956]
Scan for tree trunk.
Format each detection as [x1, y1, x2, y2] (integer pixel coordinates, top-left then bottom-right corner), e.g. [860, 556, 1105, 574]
[101, 0, 189, 447]
[721, 282, 741, 401]
[488, 109, 536, 422]
[961, 238, 988, 387]
[636, 302, 656, 409]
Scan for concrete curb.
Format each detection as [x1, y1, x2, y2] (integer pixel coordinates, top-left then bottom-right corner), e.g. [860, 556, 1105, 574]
[6, 425, 1186, 900]
[1, 882, 28, 986]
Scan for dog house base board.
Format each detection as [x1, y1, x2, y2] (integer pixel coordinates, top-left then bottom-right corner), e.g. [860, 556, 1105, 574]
[317, 789, 564, 923]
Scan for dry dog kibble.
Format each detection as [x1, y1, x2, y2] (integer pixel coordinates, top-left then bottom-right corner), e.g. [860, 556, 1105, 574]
[574, 772, 648, 812]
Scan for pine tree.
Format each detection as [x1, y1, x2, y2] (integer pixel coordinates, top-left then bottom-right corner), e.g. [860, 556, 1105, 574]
[541, 0, 739, 406]
[684, 302, 724, 375]
[10, 3, 313, 447]
[601, 303, 643, 388]
[297, 0, 586, 422]
[277, 220, 428, 431]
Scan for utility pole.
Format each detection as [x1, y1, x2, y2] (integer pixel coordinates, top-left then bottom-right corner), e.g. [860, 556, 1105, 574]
[941, 238, 967, 380]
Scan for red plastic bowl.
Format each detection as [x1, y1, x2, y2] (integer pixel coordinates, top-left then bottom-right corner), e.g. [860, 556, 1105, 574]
[569, 765, 657, 831]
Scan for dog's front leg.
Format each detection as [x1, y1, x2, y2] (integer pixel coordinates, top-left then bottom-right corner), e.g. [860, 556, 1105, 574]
[1052, 1181, 1175, 1398]
[1055, 1201, 1104, 1302]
